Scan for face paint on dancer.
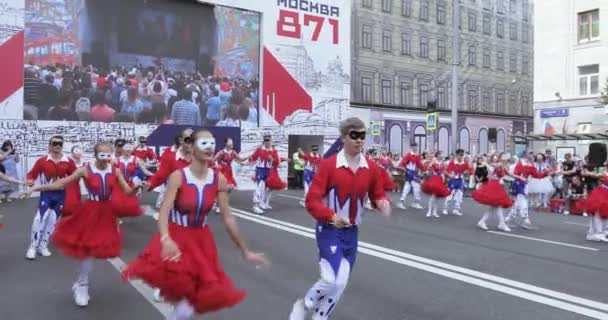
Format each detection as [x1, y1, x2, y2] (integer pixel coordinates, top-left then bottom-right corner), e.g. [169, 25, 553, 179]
[72, 147, 82, 158]
[193, 132, 216, 162]
[123, 143, 134, 156]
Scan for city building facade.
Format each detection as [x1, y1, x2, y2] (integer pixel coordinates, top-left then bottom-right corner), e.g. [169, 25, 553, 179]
[352, 0, 534, 156]
[533, 0, 608, 158]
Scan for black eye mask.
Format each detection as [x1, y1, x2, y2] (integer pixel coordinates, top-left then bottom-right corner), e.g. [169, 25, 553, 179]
[348, 130, 366, 141]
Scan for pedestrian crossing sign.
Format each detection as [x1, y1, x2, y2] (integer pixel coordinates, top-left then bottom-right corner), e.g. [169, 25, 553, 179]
[370, 121, 382, 136]
[426, 112, 438, 131]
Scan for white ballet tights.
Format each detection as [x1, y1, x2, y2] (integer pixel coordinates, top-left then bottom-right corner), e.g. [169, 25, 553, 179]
[77, 258, 94, 284]
[167, 300, 195, 320]
[479, 207, 507, 228]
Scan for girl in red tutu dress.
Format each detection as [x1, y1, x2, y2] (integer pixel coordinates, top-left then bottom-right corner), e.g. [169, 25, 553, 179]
[473, 157, 512, 232]
[63, 146, 87, 217]
[267, 146, 288, 192]
[583, 174, 608, 242]
[214, 138, 247, 190]
[377, 151, 398, 192]
[421, 152, 450, 218]
[24, 142, 142, 307]
[123, 130, 270, 319]
[112, 143, 154, 218]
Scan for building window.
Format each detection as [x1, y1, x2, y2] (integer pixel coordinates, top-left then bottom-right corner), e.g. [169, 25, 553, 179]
[522, 55, 529, 75]
[458, 6, 463, 29]
[382, 30, 392, 52]
[482, 0, 493, 11]
[437, 85, 447, 109]
[509, 94, 517, 114]
[468, 12, 477, 32]
[468, 45, 477, 66]
[389, 124, 403, 155]
[578, 10, 600, 43]
[382, 0, 392, 13]
[400, 81, 412, 106]
[401, 33, 412, 55]
[437, 2, 446, 25]
[496, 92, 505, 113]
[509, 53, 517, 73]
[437, 39, 447, 62]
[362, 0, 372, 8]
[459, 127, 470, 152]
[497, 0, 505, 14]
[402, 0, 412, 17]
[483, 48, 491, 68]
[478, 128, 489, 154]
[497, 129, 506, 152]
[497, 18, 504, 38]
[419, 36, 429, 58]
[497, 51, 504, 70]
[482, 90, 491, 112]
[483, 14, 491, 35]
[509, 0, 517, 13]
[414, 126, 427, 151]
[361, 77, 372, 102]
[522, 24, 529, 43]
[362, 25, 372, 49]
[520, 95, 529, 115]
[468, 87, 479, 111]
[420, 0, 429, 21]
[509, 22, 518, 41]
[419, 83, 430, 107]
[522, 0, 529, 21]
[578, 64, 600, 96]
[438, 127, 450, 154]
[382, 79, 393, 104]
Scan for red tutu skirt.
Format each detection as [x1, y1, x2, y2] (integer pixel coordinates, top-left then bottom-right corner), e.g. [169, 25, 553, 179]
[62, 180, 82, 217]
[52, 200, 122, 259]
[379, 168, 397, 191]
[220, 164, 237, 187]
[570, 198, 588, 216]
[583, 187, 608, 218]
[122, 224, 247, 314]
[266, 168, 287, 190]
[110, 181, 143, 218]
[422, 175, 450, 198]
[472, 179, 513, 208]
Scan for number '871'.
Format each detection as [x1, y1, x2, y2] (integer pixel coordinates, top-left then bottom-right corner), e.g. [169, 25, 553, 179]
[277, 10, 339, 44]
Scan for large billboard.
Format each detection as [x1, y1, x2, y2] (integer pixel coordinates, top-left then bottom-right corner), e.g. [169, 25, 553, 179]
[21, 0, 261, 127]
[0, 0, 351, 189]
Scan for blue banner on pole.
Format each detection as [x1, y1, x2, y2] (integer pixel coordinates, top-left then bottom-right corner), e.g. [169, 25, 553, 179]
[540, 108, 569, 118]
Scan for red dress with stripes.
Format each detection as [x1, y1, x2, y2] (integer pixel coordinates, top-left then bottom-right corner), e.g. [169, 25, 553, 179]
[122, 168, 246, 314]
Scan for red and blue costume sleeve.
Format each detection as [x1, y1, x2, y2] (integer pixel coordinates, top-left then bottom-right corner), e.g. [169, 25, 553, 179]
[147, 157, 175, 190]
[305, 159, 338, 223]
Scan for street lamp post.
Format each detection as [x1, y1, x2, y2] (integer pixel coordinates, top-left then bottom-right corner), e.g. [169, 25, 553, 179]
[450, 0, 460, 153]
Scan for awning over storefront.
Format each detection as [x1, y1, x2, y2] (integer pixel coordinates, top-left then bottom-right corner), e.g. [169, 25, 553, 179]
[512, 133, 608, 141]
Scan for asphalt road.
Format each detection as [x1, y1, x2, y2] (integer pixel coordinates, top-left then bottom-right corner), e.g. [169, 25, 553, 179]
[1, 189, 607, 320]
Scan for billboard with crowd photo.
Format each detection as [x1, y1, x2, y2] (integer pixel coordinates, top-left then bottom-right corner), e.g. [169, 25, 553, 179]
[22, 0, 261, 127]
[1, 0, 351, 189]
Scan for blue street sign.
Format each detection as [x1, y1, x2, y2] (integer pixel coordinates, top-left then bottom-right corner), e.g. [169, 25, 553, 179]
[540, 108, 569, 118]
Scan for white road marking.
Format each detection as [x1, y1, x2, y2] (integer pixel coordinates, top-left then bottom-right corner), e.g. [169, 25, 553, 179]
[276, 194, 304, 201]
[231, 208, 608, 319]
[486, 231, 600, 252]
[565, 221, 589, 227]
[107, 258, 171, 317]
